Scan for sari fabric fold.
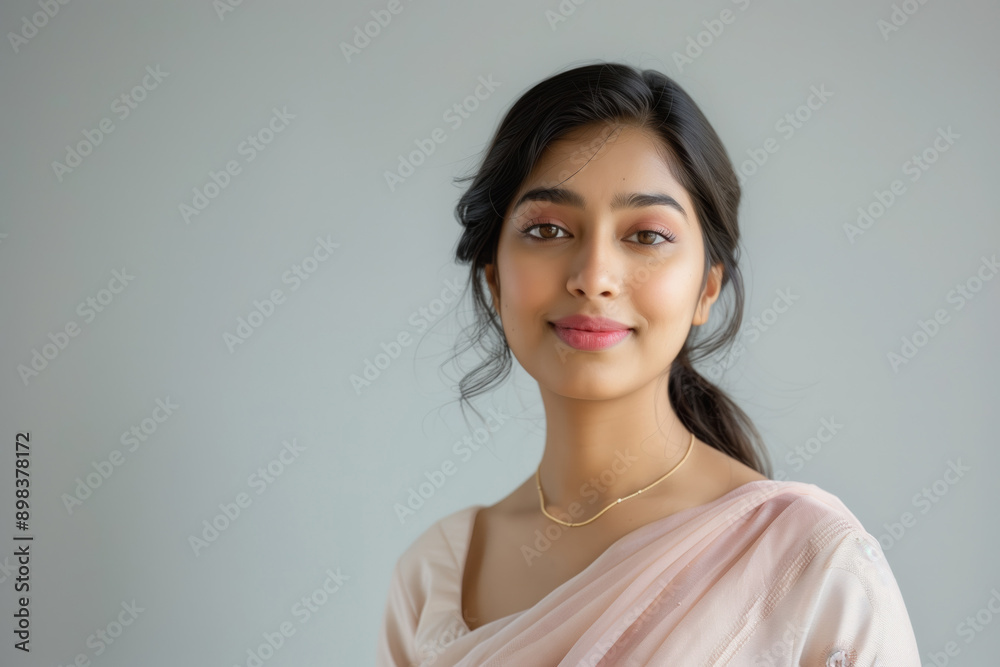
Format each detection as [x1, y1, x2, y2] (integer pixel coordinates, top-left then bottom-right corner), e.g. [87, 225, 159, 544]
[376, 480, 920, 666]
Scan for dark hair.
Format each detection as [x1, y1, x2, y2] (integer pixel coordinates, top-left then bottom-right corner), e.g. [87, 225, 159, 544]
[445, 60, 772, 478]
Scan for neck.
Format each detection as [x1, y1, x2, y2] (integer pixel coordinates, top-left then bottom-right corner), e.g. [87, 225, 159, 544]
[535, 379, 695, 517]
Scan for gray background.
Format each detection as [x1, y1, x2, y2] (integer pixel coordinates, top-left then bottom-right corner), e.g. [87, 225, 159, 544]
[1, 0, 997, 665]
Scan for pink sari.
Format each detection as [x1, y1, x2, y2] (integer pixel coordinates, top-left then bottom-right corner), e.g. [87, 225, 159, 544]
[376, 480, 920, 666]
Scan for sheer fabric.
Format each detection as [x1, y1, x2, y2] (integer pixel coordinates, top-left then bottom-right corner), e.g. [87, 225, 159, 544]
[376, 480, 920, 666]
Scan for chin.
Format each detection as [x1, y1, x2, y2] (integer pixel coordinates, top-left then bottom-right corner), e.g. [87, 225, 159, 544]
[540, 365, 636, 398]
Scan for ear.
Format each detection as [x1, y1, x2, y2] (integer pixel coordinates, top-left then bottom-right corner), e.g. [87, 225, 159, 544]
[484, 263, 500, 316]
[692, 262, 724, 326]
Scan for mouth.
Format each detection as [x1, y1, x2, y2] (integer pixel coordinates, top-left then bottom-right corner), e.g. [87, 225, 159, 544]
[549, 322, 633, 351]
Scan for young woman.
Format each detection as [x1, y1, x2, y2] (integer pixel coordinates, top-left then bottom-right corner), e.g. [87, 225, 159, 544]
[377, 62, 920, 666]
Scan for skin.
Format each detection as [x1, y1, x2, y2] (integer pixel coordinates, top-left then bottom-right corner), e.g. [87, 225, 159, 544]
[462, 122, 767, 632]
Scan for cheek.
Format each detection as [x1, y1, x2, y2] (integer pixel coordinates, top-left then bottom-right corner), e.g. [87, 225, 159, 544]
[632, 265, 699, 323]
[499, 253, 554, 317]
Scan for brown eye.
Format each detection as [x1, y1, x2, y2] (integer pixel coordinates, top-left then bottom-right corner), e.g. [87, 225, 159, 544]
[518, 222, 569, 240]
[627, 227, 676, 246]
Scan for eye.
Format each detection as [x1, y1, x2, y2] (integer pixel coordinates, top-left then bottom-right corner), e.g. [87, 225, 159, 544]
[517, 221, 569, 240]
[627, 228, 676, 245]
[515, 221, 677, 245]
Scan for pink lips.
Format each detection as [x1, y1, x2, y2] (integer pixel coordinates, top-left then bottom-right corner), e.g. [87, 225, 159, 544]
[550, 315, 632, 351]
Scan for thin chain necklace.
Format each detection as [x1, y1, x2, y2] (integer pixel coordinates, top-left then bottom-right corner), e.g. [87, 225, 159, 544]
[535, 431, 695, 528]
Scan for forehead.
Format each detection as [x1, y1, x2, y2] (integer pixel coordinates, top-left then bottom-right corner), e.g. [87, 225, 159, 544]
[510, 123, 691, 213]
[524, 124, 682, 189]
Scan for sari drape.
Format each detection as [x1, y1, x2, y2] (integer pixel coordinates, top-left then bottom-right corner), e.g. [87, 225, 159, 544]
[376, 480, 920, 666]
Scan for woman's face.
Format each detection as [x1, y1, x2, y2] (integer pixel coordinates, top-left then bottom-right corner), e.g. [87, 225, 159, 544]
[485, 123, 723, 400]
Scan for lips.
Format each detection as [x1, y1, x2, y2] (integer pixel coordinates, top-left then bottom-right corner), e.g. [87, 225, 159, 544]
[549, 315, 632, 351]
[550, 315, 631, 332]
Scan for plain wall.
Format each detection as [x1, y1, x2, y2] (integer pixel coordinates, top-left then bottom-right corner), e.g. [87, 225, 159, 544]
[1, 0, 997, 665]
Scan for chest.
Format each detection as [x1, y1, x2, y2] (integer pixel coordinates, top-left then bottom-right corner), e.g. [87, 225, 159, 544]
[459, 510, 645, 631]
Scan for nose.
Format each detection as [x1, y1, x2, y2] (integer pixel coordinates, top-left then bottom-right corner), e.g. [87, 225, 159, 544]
[564, 227, 624, 298]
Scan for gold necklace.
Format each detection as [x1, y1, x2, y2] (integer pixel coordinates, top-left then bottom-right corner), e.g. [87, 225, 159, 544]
[535, 431, 695, 528]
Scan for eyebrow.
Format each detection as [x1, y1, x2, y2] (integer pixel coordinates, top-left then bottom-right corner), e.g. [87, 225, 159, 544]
[512, 187, 688, 223]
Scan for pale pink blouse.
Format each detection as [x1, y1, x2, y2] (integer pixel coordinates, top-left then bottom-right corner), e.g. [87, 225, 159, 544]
[376, 480, 921, 666]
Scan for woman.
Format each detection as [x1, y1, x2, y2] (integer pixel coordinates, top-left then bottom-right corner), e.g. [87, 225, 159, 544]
[376, 61, 921, 666]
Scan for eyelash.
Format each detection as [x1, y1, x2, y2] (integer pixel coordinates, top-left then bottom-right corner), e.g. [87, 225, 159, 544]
[515, 220, 677, 246]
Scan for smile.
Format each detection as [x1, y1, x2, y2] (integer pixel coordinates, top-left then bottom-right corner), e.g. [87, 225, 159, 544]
[549, 323, 632, 351]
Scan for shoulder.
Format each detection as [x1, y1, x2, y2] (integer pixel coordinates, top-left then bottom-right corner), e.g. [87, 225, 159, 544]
[709, 479, 882, 567]
[723, 484, 922, 662]
[392, 504, 483, 586]
[756, 485, 922, 660]
[736, 481, 906, 601]
[728, 481, 905, 596]
[733, 479, 867, 532]
[379, 506, 482, 667]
